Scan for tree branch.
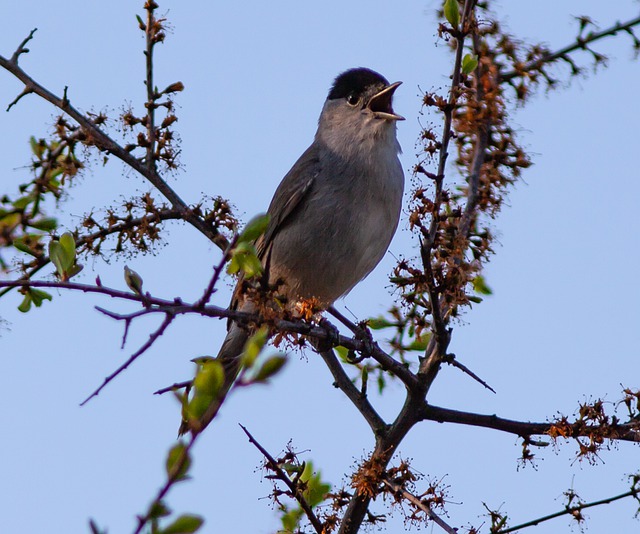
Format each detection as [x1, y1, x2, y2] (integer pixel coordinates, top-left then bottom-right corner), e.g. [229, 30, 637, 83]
[80, 313, 174, 405]
[327, 306, 420, 390]
[132, 434, 198, 534]
[316, 346, 387, 436]
[421, 404, 640, 443]
[0, 32, 228, 249]
[496, 482, 640, 533]
[337, 4, 481, 533]
[500, 15, 640, 82]
[382, 478, 458, 534]
[239, 424, 324, 534]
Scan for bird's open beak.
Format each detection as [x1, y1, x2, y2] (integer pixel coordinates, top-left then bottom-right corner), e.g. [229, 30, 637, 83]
[367, 81, 404, 121]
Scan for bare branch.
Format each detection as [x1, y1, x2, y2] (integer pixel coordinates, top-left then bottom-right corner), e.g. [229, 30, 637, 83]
[382, 478, 457, 534]
[328, 306, 420, 390]
[501, 15, 640, 82]
[0, 33, 227, 249]
[239, 424, 325, 534]
[421, 404, 640, 443]
[80, 313, 174, 405]
[316, 346, 387, 436]
[496, 480, 640, 533]
[194, 234, 238, 309]
[144, 4, 157, 171]
[10, 27, 37, 63]
[443, 353, 496, 394]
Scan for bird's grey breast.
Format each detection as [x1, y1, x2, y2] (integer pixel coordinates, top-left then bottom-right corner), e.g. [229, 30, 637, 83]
[266, 130, 403, 306]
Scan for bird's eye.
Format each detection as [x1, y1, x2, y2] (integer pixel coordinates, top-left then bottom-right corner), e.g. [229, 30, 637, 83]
[346, 93, 359, 106]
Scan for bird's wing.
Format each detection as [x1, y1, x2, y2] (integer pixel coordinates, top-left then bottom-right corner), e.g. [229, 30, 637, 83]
[228, 144, 319, 316]
[256, 143, 320, 259]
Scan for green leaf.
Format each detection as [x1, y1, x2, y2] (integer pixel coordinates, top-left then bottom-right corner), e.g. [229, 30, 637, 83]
[367, 316, 395, 330]
[377, 372, 386, 394]
[29, 217, 58, 231]
[405, 337, 430, 352]
[165, 442, 191, 481]
[161, 514, 204, 534]
[334, 345, 349, 362]
[237, 252, 263, 279]
[49, 240, 64, 275]
[472, 274, 493, 295]
[58, 232, 76, 271]
[300, 462, 331, 507]
[190, 355, 215, 365]
[192, 360, 224, 397]
[281, 509, 303, 532]
[29, 289, 52, 307]
[251, 355, 287, 383]
[13, 236, 40, 256]
[226, 254, 240, 275]
[361, 366, 369, 387]
[124, 265, 144, 295]
[443, 0, 460, 28]
[462, 53, 479, 74]
[66, 263, 84, 279]
[227, 241, 263, 279]
[241, 327, 269, 368]
[148, 500, 172, 519]
[187, 360, 225, 423]
[12, 195, 33, 210]
[17, 294, 32, 313]
[238, 213, 270, 243]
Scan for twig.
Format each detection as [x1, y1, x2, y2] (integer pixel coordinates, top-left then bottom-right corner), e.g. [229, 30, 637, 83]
[417, 0, 479, 381]
[239, 424, 324, 534]
[80, 313, 174, 405]
[132, 433, 198, 534]
[496, 485, 640, 533]
[144, 5, 157, 172]
[382, 478, 458, 534]
[443, 353, 496, 393]
[0, 32, 227, 249]
[154, 380, 192, 396]
[10, 27, 37, 63]
[420, 404, 640, 443]
[0, 209, 182, 299]
[195, 234, 238, 309]
[327, 307, 420, 390]
[501, 15, 640, 82]
[316, 346, 387, 436]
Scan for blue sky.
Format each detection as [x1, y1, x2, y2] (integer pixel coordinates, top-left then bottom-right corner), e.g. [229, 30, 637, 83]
[1, 1, 639, 533]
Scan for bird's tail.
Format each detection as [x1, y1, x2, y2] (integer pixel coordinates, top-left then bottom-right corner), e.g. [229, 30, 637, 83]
[180, 320, 250, 435]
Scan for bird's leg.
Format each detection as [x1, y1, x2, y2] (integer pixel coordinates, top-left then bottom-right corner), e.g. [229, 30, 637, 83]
[315, 316, 341, 352]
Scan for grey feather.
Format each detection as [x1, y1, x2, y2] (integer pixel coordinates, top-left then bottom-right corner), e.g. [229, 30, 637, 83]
[189, 68, 404, 433]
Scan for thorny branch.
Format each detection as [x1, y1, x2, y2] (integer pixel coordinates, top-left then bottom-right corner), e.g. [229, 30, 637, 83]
[500, 14, 640, 82]
[317, 346, 387, 436]
[240, 425, 324, 534]
[421, 404, 640, 444]
[382, 478, 457, 534]
[2, 1, 640, 533]
[494, 475, 640, 533]
[0, 30, 228, 250]
[80, 313, 175, 405]
[132, 433, 198, 534]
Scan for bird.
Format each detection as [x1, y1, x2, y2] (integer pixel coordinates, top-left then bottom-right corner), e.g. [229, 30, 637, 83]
[187, 67, 404, 433]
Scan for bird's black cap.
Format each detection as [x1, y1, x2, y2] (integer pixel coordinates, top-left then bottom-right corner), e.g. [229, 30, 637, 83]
[327, 68, 390, 101]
